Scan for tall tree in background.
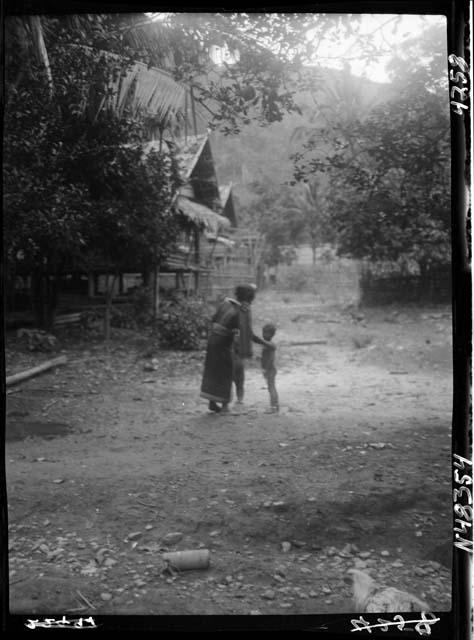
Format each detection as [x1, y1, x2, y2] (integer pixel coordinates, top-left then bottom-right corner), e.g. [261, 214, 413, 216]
[291, 20, 450, 279]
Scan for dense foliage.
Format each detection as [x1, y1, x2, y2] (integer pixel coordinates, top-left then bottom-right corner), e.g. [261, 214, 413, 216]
[155, 299, 209, 350]
[290, 22, 451, 274]
[4, 23, 181, 328]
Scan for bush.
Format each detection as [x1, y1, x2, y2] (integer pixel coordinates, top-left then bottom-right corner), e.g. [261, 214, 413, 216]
[17, 328, 57, 352]
[279, 266, 309, 292]
[155, 298, 209, 350]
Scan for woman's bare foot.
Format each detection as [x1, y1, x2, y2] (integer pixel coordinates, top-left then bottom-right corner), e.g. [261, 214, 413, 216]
[209, 401, 221, 412]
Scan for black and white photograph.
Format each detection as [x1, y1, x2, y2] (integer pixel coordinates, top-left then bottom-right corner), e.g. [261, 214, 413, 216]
[2, 4, 469, 631]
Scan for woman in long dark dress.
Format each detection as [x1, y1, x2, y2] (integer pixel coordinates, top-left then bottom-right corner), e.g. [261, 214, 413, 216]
[200, 284, 267, 413]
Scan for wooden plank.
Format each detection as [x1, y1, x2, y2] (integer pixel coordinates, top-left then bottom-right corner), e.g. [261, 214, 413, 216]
[6, 355, 68, 387]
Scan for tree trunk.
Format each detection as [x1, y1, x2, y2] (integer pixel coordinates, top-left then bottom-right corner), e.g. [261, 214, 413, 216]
[103, 273, 117, 342]
[27, 16, 54, 97]
[153, 265, 160, 321]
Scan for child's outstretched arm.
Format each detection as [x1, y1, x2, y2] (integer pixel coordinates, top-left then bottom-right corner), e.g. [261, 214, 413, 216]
[252, 333, 275, 349]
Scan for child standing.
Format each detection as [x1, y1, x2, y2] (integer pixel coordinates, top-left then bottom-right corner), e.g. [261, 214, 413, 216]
[261, 323, 279, 412]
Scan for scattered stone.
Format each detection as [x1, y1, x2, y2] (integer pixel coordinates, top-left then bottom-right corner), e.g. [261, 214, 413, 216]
[325, 599, 333, 605]
[128, 531, 143, 542]
[100, 593, 112, 601]
[249, 610, 262, 615]
[145, 525, 154, 531]
[261, 590, 276, 600]
[309, 591, 318, 598]
[272, 501, 289, 512]
[52, 479, 65, 484]
[162, 532, 183, 545]
[292, 540, 306, 548]
[327, 547, 337, 556]
[392, 560, 403, 568]
[381, 550, 390, 557]
[359, 551, 371, 559]
[104, 558, 117, 568]
[300, 567, 312, 574]
[209, 530, 221, 538]
[281, 541, 292, 553]
[280, 602, 292, 608]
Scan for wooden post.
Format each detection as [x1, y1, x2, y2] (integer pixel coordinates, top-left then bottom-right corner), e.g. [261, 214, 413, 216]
[184, 88, 188, 144]
[87, 272, 94, 298]
[153, 265, 160, 320]
[190, 87, 198, 137]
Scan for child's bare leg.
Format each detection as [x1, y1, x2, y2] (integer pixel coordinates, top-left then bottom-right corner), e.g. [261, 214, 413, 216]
[267, 372, 279, 411]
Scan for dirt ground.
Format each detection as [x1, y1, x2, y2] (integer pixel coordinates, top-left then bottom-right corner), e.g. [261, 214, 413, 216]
[5, 291, 453, 617]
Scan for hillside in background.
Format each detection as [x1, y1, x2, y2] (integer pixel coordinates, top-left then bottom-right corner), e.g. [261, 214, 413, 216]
[211, 64, 395, 230]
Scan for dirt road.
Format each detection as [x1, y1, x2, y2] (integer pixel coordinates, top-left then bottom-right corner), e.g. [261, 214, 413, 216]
[5, 292, 453, 616]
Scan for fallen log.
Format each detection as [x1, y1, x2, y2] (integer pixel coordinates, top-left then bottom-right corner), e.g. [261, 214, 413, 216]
[6, 355, 68, 387]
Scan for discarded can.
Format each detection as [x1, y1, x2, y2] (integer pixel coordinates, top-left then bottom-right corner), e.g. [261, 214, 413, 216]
[162, 549, 210, 571]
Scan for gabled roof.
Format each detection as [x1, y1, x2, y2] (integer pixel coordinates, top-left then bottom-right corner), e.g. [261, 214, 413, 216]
[219, 183, 232, 206]
[218, 182, 237, 227]
[175, 134, 209, 181]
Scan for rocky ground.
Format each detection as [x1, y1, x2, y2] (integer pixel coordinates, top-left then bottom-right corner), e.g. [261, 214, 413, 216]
[5, 291, 453, 617]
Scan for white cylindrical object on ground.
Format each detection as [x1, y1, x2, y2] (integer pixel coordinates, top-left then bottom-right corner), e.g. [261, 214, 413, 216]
[162, 549, 210, 571]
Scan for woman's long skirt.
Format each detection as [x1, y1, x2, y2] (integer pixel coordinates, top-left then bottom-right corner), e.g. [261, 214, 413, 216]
[200, 332, 233, 403]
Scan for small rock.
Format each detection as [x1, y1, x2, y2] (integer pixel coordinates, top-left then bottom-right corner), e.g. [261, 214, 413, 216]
[272, 501, 289, 512]
[104, 558, 117, 568]
[281, 541, 292, 553]
[261, 590, 276, 600]
[128, 531, 143, 541]
[292, 540, 305, 548]
[162, 532, 183, 545]
[52, 479, 64, 484]
[309, 591, 318, 597]
[359, 551, 371, 559]
[325, 599, 333, 605]
[209, 530, 221, 538]
[381, 550, 390, 557]
[249, 610, 262, 615]
[322, 586, 332, 594]
[100, 593, 112, 601]
[145, 524, 154, 531]
[391, 560, 403, 568]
